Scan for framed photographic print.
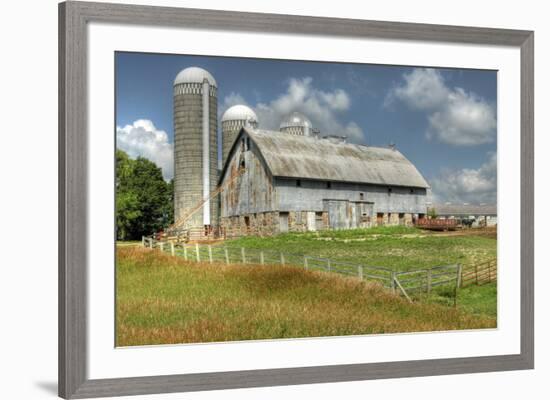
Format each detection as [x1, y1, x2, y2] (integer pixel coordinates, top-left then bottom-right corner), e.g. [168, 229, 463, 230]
[59, 1, 534, 398]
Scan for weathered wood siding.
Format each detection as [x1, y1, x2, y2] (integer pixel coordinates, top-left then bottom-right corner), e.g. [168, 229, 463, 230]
[220, 138, 276, 217]
[275, 178, 428, 214]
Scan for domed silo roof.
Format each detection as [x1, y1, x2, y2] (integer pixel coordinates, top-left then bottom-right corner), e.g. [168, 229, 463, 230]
[174, 66, 217, 87]
[279, 112, 313, 135]
[221, 105, 258, 123]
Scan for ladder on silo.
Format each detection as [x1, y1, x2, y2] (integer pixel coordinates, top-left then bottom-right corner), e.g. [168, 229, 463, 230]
[168, 167, 245, 232]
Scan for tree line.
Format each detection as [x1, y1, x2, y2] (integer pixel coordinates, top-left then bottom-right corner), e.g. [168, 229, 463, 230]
[116, 150, 173, 240]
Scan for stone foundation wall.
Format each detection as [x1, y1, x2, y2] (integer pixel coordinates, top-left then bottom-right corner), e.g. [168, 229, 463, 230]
[388, 213, 400, 225]
[221, 212, 280, 238]
[222, 210, 411, 237]
[221, 210, 329, 237]
[289, 211, 307, 233]
[376, 213, 414, 227]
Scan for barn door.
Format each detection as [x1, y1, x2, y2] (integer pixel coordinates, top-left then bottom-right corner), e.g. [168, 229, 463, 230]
[279, 212, 289, 233]
[315, 212, 324, 231]
[349, 203, 357, 229]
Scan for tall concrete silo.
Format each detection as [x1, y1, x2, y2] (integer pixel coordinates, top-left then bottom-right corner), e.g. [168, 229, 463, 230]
[280, 111, 313, 136]
[221, 104, 258, 167]
[173, 67, 218, 228]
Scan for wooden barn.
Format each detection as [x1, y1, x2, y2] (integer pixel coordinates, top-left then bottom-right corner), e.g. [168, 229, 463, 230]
[219, 126, 430, 237]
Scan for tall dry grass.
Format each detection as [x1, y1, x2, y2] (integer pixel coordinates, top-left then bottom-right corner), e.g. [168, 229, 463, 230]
[116, 247, 496, 346]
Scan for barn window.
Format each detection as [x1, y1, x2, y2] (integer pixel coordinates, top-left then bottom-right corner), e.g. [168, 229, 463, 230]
[327, 181, 332, 189]
[245, 137, 251, 150]
[388, 188, 392, 194]
[359, 192, 364, 200]
[296, 179, 301, 187]
[410, 188, 414, 194]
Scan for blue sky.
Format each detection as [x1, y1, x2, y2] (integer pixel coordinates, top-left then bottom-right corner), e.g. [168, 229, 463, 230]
[116, 52, 497, 204]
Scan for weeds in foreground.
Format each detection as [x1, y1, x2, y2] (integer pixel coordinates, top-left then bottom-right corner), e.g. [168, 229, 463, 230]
[116, 247, 496, 346]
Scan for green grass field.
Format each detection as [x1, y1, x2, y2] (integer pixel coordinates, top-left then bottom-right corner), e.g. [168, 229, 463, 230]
[116, 247, 496, 346]
[224, 227, 497, 271]
[224, 227, 497, 316]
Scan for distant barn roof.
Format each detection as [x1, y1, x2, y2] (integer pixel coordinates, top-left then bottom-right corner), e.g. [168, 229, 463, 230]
[222, 127, 430, 188]
[433, 203, 497, 216]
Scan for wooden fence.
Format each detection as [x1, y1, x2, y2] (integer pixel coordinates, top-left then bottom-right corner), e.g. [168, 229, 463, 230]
[461, 259, 497, 287]
[142, 236, 468, 302]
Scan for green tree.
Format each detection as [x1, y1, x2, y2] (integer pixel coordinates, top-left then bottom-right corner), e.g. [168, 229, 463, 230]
[116, 191, 142, 240]
[116, 149, 173, 240]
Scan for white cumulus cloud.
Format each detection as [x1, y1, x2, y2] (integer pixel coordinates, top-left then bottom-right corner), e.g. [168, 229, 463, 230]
[223, 77, 365, 143]
[221, 92, 248, 111]
[116, 119, 173, 180]
[386, 68, 496, 146]
[430, 152, 497, 204]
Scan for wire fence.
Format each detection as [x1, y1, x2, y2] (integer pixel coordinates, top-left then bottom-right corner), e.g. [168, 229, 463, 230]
[143, 236, 494, 303]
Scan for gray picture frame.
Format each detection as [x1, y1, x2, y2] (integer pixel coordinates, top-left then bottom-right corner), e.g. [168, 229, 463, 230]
[58, 1, 534, 398]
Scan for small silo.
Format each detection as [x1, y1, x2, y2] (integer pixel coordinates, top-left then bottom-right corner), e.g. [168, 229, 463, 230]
[279, 111, 313, 136]
[173, 67, 218, 228]
[221, 104, 258, 167]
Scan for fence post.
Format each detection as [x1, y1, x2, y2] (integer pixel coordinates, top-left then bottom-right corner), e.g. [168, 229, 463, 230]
[195, 243, 200, 262]
[183, 245, 188, 261]
[159, 242, 164, 252]
[224, 248, 229, 264]
[394, 276, 413, 303]
[427, 268, 432, 294]
[208, 245, 213, 263]
[260, 251, 264, 265]
[358, 266, 363, 280]
[149, 239, 153, 249]
[241, 247, 246, 264]
[391, 271, 396, 293]
[327, 259, 331, 272]
[475, 262, 479, 285]
[304, 256, 309, 270]
[142, 236, 145, 247]
[170, 242, 175, 256]
[280, 253, 285, 266]
[456, 264, 463, 289]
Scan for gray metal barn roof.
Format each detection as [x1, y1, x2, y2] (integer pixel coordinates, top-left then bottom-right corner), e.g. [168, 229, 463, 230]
[432, 203, 497, 216]
[223, 127, 430, 188]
